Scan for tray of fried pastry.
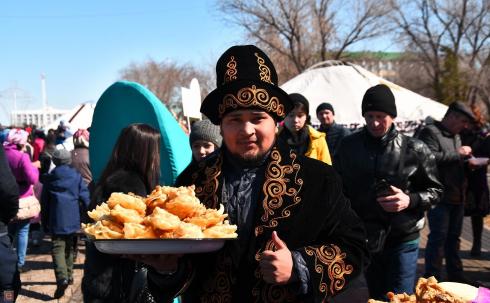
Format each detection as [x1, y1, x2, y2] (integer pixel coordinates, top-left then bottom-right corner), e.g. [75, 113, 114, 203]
[83, 185, 237, 254]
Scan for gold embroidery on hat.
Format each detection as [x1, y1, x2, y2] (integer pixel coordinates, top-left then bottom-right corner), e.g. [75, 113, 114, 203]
[305, 245, 354, 299]
[224, 56, 237, 84]
[219, 85, 285, 118]
[255, 53, 273, 84]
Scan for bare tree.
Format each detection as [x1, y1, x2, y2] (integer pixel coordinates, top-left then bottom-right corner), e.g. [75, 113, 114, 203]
[218, 0, 390, 82]
[389, 0, 490, 107]
[119, 59, 213, 115]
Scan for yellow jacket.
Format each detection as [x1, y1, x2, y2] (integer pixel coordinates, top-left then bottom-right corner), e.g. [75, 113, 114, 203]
[305, 126, 332, 165]
[277, 125, 332, 165]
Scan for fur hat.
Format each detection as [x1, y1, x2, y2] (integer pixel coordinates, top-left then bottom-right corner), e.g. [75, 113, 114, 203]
[7, 129, 28, 145]
[201, 45, 293, 124]
[189, 120, 222, 148]
[316, 102, 335, 115]
[73, 129, 90, 148]
[52, 149, 72, 166]
[361, 84, 397, 117]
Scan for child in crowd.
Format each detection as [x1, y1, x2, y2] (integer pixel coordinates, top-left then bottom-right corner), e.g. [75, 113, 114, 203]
[189, 119, 222, 162]
[41, 149, 90, 299]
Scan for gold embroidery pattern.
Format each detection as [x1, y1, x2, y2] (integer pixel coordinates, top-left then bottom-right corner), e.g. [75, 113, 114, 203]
[218, 85, 285, 119]
[193, 154, 223, 209]
[201, 250, 234, 303]
[224, 56, 237, 84]
[304, 245, 354, 299]
[255, 149, 303, 236]
[255, 53, 273, 84]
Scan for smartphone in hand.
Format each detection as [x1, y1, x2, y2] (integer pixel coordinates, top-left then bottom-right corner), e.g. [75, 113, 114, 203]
[374, 179, 393, 197]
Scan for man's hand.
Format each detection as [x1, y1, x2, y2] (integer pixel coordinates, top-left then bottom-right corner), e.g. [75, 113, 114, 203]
[259, 231, 293, 285]
[458, 145, 472, 157]
[376, 186, 410, 212]
[123, 254, 182, 273]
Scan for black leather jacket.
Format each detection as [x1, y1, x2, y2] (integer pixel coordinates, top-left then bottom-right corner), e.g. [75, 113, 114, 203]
[334, 126, 443, 245]
[416, 121, 466, 205]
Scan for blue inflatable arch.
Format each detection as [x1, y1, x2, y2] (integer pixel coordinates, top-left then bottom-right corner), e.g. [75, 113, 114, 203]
[89, 81, 191, 186]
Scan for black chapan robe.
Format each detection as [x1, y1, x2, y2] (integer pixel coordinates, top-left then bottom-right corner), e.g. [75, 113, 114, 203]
[177, 143, 369, 302]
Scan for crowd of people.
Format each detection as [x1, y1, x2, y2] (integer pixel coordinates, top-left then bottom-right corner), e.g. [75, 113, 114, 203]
[0, 44, 488, 303]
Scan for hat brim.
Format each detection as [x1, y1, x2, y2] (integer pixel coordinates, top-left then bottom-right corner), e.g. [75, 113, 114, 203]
[201, 79, 292, 125]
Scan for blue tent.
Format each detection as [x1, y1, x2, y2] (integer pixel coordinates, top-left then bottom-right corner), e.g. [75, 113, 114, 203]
[89, 81, 191, 185]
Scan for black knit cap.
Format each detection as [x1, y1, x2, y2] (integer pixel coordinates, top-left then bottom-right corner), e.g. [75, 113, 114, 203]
[189, 119, 222, 148]
[448, 101, 476, 122]
[316, 102, 334, 115]
[201, 45, 293, 125]
[361, 84, 397, 117]
[288, 93, 309, 115]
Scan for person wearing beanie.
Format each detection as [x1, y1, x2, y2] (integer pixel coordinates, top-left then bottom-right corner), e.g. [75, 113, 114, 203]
[278, 93, 332, 164]
[334, 84, 443, 300]
[171, 45, 368, 303]
[41, 148, 89, 299]
[71, 129, 92, 185]
[316, 102, 351, 157]
[189, 119, 222, 162]
[416, 101, 476, 285]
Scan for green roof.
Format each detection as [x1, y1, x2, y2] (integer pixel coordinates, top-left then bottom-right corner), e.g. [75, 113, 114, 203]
[342, 51, 405, 61]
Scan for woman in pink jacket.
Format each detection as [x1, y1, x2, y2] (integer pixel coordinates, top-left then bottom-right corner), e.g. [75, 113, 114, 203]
[4, 129, 39, 272]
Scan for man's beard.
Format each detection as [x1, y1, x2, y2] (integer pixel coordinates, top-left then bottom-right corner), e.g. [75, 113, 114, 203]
[227, 147, 272, 167]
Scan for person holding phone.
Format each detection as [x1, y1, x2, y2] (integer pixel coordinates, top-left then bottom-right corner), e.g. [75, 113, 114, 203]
[334, 84, 443, 300]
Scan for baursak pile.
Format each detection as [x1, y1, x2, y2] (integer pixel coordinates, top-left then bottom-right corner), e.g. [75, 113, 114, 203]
[83, 185, 237, 239]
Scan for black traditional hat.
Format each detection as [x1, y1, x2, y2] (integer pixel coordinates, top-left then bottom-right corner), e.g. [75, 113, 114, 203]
[448, 101, 476, 122]
[201, 45, 293, 125]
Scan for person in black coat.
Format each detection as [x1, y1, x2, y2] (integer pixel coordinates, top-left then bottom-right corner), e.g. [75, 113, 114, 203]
[0, 144, 21, 301]
[316, 102, 351, 157]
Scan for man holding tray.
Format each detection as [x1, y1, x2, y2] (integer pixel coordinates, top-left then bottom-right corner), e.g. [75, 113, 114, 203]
[147, 45, 370, 303]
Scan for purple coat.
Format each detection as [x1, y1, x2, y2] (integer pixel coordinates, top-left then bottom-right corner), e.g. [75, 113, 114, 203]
[3, 143, 39, 198]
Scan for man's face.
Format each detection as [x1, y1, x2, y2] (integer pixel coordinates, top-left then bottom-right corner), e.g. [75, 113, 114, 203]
[364, 111, 394, 138]
[284, 108, 307, 132]
[446, 111, 472, 134]
[317, 109, 334, 126]
[191, 140, 216, 161]
[221, 109, 276, 163]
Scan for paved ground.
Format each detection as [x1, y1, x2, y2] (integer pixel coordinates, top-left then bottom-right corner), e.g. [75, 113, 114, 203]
[15, 217, 490, 303]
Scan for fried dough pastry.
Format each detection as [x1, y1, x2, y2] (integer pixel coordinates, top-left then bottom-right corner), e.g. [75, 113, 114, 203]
[415, 277, 465, 303]
[107, 192, 146, 216]
[146, 207, 181, 231]
[165, 193, 206, 219]
[83, 221, 124, 239]
[84, 186, 238, 240]
[123, 223, 157, 239]
[110, 204, 144, 224]
[184, 204, 227, 229]
[203, 221, 238, 238]
[173, 222, 204, 238]
[87, 203, 111, 221]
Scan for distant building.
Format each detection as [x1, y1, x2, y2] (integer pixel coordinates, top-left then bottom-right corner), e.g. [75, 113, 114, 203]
[343, 52, 408, 82]
[11, 107, 70, 128]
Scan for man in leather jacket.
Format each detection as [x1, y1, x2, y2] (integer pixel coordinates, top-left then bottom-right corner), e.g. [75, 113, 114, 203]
[416, 101, 475, 284]
[334, 84, 443, 300]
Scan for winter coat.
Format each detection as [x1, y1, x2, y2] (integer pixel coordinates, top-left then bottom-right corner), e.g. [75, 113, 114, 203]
[40, 165, 90, 235]
[334, 126, 443, 246]
[176, 142, 369, 302]
[318, 122, 351, 157]
[416, 121, 466, 205]
[0, 146, 19, 233]
[3, 144, 39, 198]
[278, 125, 332, 165]
[71, 147, 92, 185]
